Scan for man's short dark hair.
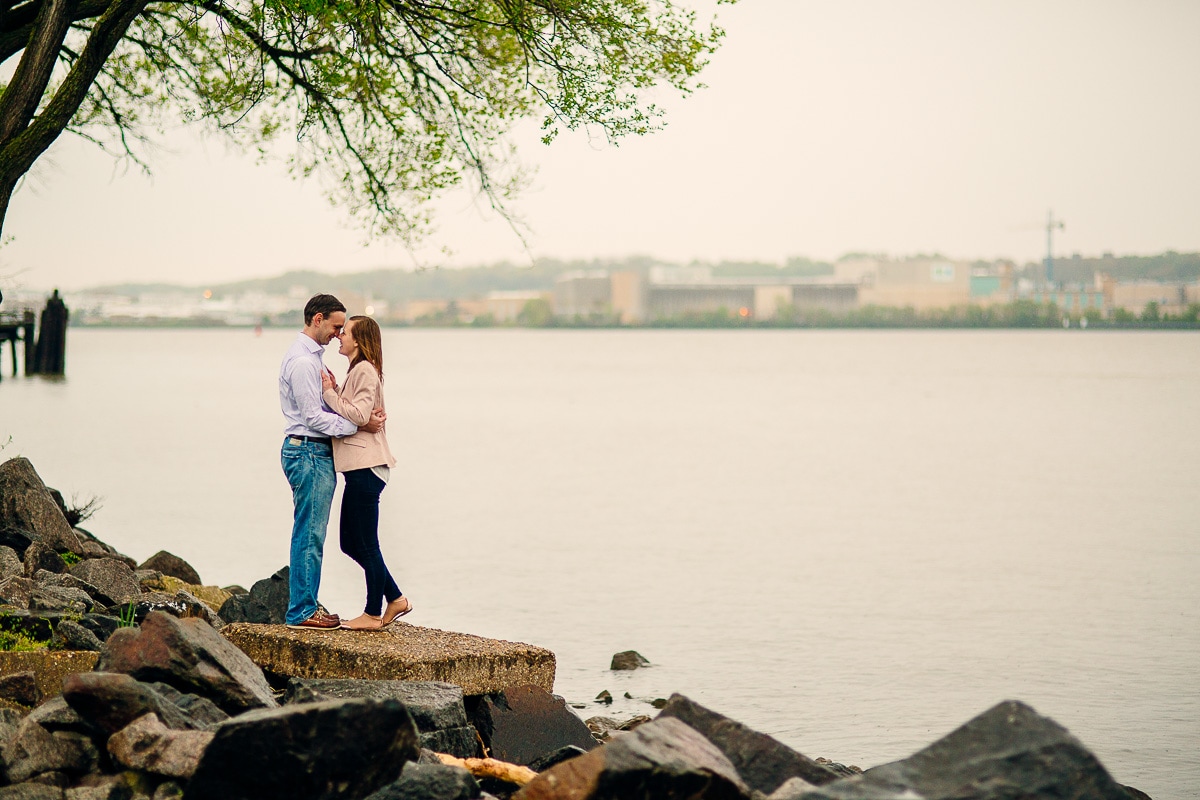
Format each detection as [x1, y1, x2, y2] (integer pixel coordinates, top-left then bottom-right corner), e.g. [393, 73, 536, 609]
[304, 294, 346, 325]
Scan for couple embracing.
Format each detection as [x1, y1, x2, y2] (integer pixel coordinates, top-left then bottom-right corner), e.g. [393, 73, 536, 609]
[278, 293, 412, 631]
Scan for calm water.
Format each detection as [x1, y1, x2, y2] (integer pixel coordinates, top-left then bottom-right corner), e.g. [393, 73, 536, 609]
[2, 329, 1197, 798]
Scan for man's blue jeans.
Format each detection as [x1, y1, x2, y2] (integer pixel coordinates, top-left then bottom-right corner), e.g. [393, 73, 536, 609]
[281, 438, 336, 625]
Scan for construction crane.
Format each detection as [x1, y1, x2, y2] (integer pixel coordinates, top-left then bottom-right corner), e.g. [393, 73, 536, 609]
[1044, 210, 1065, 287]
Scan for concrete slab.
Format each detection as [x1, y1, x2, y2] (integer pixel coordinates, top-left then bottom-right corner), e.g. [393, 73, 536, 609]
[0, 650, 100, 699]
[222, 622, 556, 696]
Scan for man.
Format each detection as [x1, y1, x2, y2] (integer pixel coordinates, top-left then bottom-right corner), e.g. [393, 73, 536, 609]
[279, 294, 384, 630]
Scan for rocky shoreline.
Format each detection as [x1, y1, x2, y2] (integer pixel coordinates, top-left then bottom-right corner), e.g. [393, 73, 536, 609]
[0, 456, 1154, 799]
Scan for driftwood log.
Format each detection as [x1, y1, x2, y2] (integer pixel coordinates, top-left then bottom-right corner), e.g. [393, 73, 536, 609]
[433, 752, 539, 786]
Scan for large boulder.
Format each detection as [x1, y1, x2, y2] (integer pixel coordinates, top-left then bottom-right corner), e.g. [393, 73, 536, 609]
[657, 694, 845, 792]
[68, 560, 139, 606]
[136, 552, 201, 586]
[0, 459, 82, 555]
[363, 763, 481, 800]
[186, 698, 420, 800]
[216, 567, 289, 625]
[796, 701, 1134, 800]
[468, 685, 598, 767]
[286, 679, 478, 758]
[106, 713, 213, 779]
[94, 611, 275, 714]
[61, 673, 199, 734]
[513, 716, 750, 800]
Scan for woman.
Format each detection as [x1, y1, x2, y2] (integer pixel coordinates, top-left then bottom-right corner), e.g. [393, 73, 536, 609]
[321, 315, 413, 630]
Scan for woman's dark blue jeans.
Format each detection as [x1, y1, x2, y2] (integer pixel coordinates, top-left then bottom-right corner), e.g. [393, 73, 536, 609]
[339, 468, 402, 616]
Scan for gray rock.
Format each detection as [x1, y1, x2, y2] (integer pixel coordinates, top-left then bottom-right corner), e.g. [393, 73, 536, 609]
[0, 784, 66, 800]
[609, 650, 650, 670]
[216, 567, 288, 625]
[528, 745, 588, 773]
[286, 679, 469, 732]
[0, 575, 34, 608]
[29, 585, 93, 614]
[76, 614, 120, 644]
[514, 716, 749, 800]
[144, 683, 229, 729]
[135, 552, 200, 586]
[469, 685, 598, 767]
[34, 571, 115, 608]
[797, 700, 1134, 800]
[51, 620, 103, 652]
[186, 698, 420, 800]
[62, 673, 199, 734]
[418, 727, 481, 759]
[27, 697, 94, 735]
[364, 763, 481, 800]
[0, 458, 82, 555]
[0, 718, 100, 783]
[172, 591, 224, 629]
[0, 671, 42, 707]
[658, 694, 843, 792]
[69, 560, 140, 606]
[22, 543, 68, 578]
[107, 713, 213, 779]
[0, 546, 22, 580]
[95, 611, 275, 715]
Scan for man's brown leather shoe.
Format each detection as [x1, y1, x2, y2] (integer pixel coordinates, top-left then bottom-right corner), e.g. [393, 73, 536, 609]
[287, 612, 340, 630]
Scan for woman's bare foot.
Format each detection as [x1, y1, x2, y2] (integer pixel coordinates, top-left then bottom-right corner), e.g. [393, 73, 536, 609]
[381, 596, 413, 626]
[340, 613, 384, 631]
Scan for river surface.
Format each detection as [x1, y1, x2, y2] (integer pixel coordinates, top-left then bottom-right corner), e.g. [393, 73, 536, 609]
[2, 328, 1197, 798]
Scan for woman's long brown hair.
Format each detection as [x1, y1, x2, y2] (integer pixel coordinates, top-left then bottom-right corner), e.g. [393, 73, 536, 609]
[347, 315, 384, 378]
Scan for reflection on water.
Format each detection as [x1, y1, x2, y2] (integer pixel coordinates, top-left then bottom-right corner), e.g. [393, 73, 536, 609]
[3, 329, 1198, 798]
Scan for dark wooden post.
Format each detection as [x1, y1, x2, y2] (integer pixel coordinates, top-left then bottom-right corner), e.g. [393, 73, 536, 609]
[32, 290, 68, 376]
[22, 310, 35, 376]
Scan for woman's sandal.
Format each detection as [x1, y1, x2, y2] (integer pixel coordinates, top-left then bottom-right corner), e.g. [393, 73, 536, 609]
[340, 613, 384, 631]
[381, 596, 413, 626]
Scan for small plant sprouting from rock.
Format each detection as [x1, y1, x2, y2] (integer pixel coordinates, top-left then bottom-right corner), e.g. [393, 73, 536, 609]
[0, 630, 48, 652]
[117, 605, 137, 628]
[65, 494, 103, 527]
[61, 551, 82, 566]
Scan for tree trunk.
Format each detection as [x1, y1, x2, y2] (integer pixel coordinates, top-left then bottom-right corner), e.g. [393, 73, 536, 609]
[0, 0, 148, 237]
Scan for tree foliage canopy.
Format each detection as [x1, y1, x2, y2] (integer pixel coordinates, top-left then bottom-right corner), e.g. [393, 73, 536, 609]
[0, 0, 731, 240]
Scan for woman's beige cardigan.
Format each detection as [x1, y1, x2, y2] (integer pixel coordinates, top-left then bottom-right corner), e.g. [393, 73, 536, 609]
[322, 361, 397, 473]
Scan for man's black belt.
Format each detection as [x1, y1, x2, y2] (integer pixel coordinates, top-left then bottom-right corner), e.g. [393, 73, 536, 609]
[287, 435, 331, 444]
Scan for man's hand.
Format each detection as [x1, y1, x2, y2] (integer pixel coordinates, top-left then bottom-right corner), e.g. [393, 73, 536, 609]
[361, 408, 387, 434]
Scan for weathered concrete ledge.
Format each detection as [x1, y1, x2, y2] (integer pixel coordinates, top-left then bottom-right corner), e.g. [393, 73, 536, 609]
[0, 650, 100, 698]
[221, 621, 556, 696]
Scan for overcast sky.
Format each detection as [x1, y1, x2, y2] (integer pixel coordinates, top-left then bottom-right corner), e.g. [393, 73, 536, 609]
[3, 0, 1198, 290]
